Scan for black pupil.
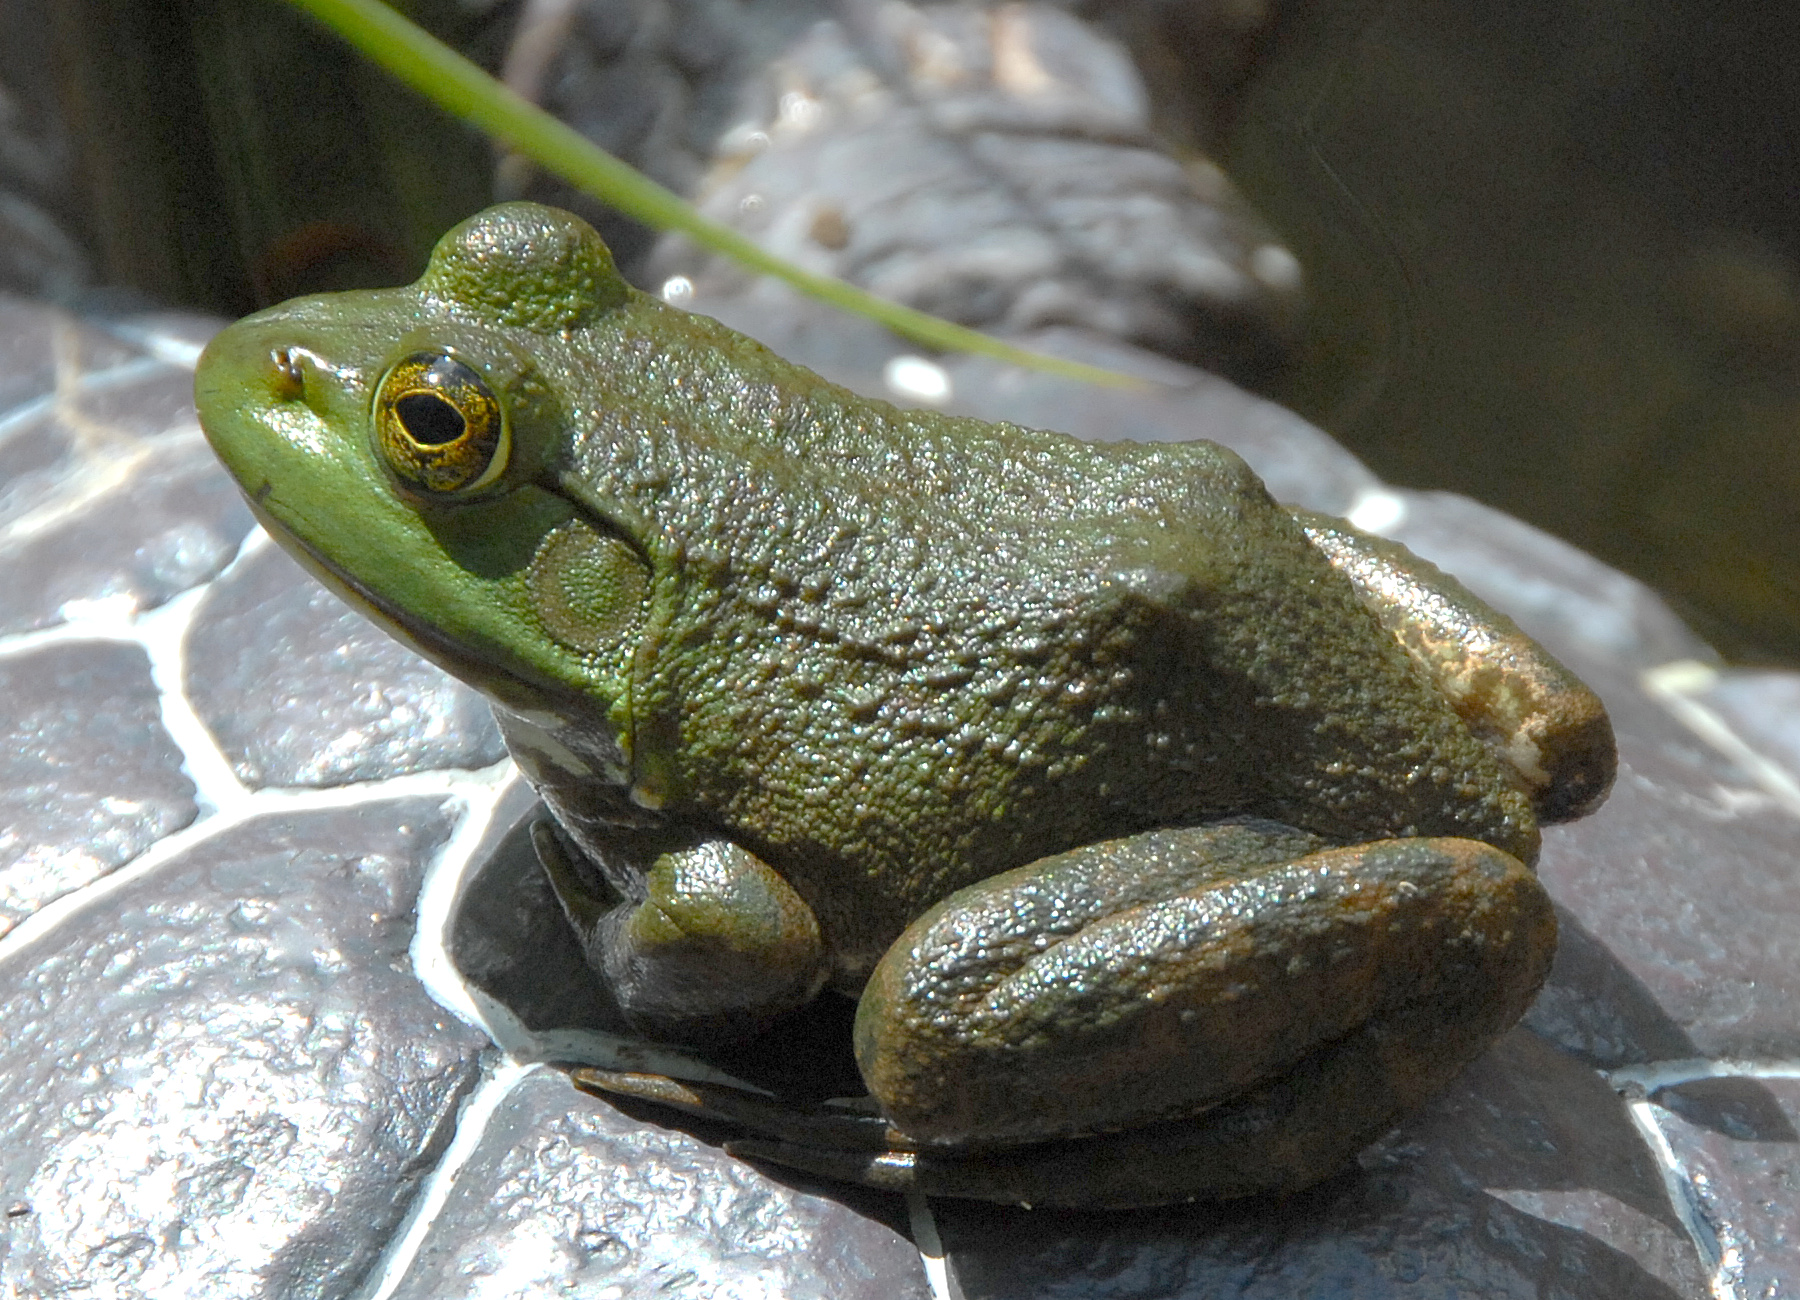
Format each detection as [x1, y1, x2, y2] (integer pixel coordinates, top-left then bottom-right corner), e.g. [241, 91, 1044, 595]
[395, 392, 466, 445]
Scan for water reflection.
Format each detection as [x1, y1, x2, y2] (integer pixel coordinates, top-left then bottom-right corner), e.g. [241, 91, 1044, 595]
[1226, 0, 1800, 663]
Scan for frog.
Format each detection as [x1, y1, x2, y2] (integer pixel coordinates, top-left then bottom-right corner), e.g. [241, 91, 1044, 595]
[194, 202, 1615, 1208]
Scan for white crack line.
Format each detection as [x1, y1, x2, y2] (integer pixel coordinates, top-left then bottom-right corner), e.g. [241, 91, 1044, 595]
[1643, 659, 1800, 820]
[1622, 1097, 1732, 1300]
[356, 1057, 539, 1300]
[0, 613, 142, 659]
[1610, 1058, 1800, 1092]
[910, 1192, 962, 1300]
[408, 761, 522, 1039]
[0, 763, 515, 971]
[1606, 1058, 1800, 1300]
[134, 538, 258, 818]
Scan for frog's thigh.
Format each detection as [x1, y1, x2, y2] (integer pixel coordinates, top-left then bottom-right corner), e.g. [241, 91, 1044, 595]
[535, 819, 828, 1044]
[856, 825, 1556, 1149]
[856, 970, 1524, 1207]
[1294, 507, 1615, 822]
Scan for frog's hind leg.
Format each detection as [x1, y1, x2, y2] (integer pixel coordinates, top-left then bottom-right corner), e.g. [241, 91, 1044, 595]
[533, 816, 830, 1045]
[714, 970, 1518, 1208]
[835, 819, 1556, 1204]
[1293, 508, 1615, 823]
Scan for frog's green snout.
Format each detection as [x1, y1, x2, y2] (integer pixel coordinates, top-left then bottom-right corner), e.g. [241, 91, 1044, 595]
[197, 324, 300, 437]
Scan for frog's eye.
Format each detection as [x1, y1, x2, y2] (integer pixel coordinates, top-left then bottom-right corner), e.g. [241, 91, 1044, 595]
[374, 351, 511, 494]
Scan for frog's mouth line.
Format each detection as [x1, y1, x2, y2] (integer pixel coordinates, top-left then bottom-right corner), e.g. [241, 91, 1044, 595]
[239, 491, 576, 721]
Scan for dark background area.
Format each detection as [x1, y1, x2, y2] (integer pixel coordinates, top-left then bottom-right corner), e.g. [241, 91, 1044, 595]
[1225, 0, 1800, 665]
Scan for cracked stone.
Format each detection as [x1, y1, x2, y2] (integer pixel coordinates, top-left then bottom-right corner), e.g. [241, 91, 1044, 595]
[387, 1068, 931, 1300]
[0, 797, 488, 1300]
[1642, 1075, 1800, 1300]
[0, 359, 254, 634]
[185, 542, 506, 789]
[0, 639, 195, 936]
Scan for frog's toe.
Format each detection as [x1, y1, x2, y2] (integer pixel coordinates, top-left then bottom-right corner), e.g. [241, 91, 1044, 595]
[570, 1067, 898, 1150]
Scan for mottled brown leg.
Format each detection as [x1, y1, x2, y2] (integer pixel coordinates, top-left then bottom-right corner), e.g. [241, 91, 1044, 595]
[1295, 507, 1615, 823]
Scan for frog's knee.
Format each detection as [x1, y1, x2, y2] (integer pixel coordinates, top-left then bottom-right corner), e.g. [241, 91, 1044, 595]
[1294, 508, 1616, 823]
[539, 825, 829, 1045]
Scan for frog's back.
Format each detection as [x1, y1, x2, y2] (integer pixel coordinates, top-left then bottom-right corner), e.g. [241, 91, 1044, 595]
[561, 296, 1536, 974]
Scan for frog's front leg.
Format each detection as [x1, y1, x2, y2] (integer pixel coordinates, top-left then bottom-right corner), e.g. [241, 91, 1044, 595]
[534, 816, 830, 1044]
[760, 818, 1549, 1205]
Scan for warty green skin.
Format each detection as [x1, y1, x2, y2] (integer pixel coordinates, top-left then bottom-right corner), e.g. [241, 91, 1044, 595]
[195, 204, 1592, 1205]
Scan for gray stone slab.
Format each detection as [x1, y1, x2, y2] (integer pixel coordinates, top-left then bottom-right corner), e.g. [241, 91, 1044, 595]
[0, 371, 254, 633]
[1532, 673, 1800, 1063]
[0, 638, 195, 935]
[0, 297, 133, 414]
[1642, 1074, 1800, 1300]
[651, 0, 1300, 380]
[0, 797, 487, 1300]
[185, 543, 506, 789]
[388, 1068, 931, 1300]
[937, 1030, 1709, 1299]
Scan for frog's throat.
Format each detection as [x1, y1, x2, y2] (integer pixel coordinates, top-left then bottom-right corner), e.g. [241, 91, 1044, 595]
[240, 492, 611, 742]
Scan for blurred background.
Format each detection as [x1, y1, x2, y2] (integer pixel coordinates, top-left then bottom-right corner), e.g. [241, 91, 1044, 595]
[6, 0, 1796, 664]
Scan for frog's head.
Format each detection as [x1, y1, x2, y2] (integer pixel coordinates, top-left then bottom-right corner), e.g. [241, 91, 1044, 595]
[195, 203, 662, 787]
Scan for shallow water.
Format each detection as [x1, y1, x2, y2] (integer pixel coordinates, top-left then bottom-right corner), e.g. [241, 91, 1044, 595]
[1227, 0, 1800, 664]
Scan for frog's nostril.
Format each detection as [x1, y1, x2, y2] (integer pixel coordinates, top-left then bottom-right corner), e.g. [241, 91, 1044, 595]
[270, 348, 306, 400]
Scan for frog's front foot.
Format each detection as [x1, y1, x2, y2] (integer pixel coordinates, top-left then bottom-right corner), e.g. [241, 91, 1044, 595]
[534, 816, 831, 1044]
[578, 819, 1556, 1208]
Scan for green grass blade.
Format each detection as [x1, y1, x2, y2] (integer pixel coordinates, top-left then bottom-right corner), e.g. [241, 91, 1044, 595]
[282, 0, 1153, 390]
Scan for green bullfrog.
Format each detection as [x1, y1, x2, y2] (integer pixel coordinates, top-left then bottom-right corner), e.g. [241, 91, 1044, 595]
[195, 202, 1614, 1207]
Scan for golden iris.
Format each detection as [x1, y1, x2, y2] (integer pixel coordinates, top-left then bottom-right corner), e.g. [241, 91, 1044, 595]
[374, 352, 509, 493]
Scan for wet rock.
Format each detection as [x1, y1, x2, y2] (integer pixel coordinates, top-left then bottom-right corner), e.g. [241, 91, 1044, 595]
[0, 798, 487, 1300]
[387, 1068, 931, 1300]
[0, 639, 195, 935]
[1641, 1074, 1800, 1300]
[0, 308, 253, 634]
